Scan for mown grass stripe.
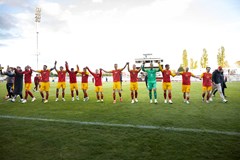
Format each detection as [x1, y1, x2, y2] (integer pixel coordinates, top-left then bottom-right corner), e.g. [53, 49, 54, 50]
[0, 115, 240, 136]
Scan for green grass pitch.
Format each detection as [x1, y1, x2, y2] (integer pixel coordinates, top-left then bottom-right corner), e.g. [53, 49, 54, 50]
[0, 81, 240, 160]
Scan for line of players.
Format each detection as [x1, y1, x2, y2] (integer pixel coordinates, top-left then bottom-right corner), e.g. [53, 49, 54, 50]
[0, 61, 228, 104]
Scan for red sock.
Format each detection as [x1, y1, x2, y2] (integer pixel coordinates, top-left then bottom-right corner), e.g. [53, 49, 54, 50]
[71, 91, 74, 97]
[168, 92, 172, 100]
[56, 89, 59, 98]
[28, 91, 33, 98]
[164, 91, 167, 99]
[113, 93, 116, 100]
[202, 93, 205, 99]
[97, 93, 100, 100]
[131, 92, 134, 99]
[76, 90, 79, 96]
[25, 91, 28, 99]
[62, 91, 65, 98]
[183, 93, 186, 99]
[101, 93, 103, 99]
[40, 92, 44, 98]
[46, 92, 49, 100]
[135, 91, 138, 99]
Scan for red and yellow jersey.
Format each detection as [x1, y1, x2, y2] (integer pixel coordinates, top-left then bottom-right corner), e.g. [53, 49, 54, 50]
[68, 71, 78, 83]
[129, 70, 139, 82]
[179, 72, 194, 85]
[23, 69, 32, 83]
[88, 68, 102, 86]
[201, 72, 212, 87]
[57, 70, 66, 82]
[80, 72, 89, 83]
[161, 70, 175, 83]
[93, 71, 102, 86]
[38, 69, 51, 82]
[112, 70, 122, 82]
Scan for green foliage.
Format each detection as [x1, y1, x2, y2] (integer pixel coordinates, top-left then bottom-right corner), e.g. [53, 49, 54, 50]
[190, 59, 198, 69]
[182, 49, 188, 68]
[217, 46, 229, 67]
[235, 61, 240, 68]
[177, 64, 184, 72]
[200, 48, 208, 68]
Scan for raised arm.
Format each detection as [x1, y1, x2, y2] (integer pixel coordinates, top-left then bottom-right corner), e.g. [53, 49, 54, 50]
[141, 62, 145, 72]
[86, 66, 94, 75]
[101, 68, 112, 73]
[127, 63, 130, 72]
[159, 61, 163, 72]
[54, 61, 58, 72]
[65, 61, 70, 73]
[120, 62, 129, 72]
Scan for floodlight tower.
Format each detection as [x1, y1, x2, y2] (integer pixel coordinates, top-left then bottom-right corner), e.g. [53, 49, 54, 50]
[35, 7, 41, 69]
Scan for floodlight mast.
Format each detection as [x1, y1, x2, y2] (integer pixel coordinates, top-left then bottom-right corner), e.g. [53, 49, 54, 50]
[35, 7, 41, 70]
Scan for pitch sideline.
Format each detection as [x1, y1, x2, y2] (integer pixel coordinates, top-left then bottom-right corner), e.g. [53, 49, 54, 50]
[0, 115, 239, 136]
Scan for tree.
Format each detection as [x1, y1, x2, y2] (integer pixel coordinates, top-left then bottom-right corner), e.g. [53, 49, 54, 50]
[182, 49, 188, 68]
[217, 46, 229, 67]
[235, 61, 240, 68]
[177, 64, 184, 72]
[194, 61, 198, 69]
[200, 48, 208, 68]
[190, 58, 198, 69]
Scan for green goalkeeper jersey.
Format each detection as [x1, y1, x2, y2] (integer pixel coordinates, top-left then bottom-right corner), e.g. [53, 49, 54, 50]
[141, 65, 160, 83]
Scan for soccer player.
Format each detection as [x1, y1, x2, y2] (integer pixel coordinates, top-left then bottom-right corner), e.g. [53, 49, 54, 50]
[212, 70, 227, 98]
[79, 67, 89, 101]
[0, 65, 14, 99]
[141, 61, 160, 104]
[159, 63, 176, 104]
[65, 61, 80, 101]
[200, 67, 212, 103]
[177, 67, 199, 104]
[21, 65, 36, 103]
[11, 66, 24, 103]
[128, 63, 141, 103]
[34, 74, 40, 92]
[33, 64, 55, 103]
[54, 61, 66, 101]
[86, 67, 104, 102]
[102, 62, 128, 103]
[211, 66, 228, 103]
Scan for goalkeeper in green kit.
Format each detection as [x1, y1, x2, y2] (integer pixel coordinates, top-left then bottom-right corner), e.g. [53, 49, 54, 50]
[141, 61, 161, 104]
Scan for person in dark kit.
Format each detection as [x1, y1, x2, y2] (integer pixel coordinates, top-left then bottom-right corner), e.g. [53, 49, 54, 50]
[144, 73, 148, 88]
[11, 66, 24, 102]
[212, 70, 227, 97]
[0, 65, 15, 99]
[211, 66, 228, 103]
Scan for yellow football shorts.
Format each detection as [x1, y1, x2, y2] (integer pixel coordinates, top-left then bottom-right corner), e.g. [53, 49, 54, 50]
[95, 86, 103, 92]
[130, 82, 138, 91]
[113, 82, 121, 90]
[81, 83, 88, 90]
[39, 82, 50, 92]
[56, 82, 66, 89]
[182, 85, 191, 93]
[25, 83, 32, 91]
[70, 83, 78, 91]
[162, 82, 172, 90]
[202, 86, 212, 92]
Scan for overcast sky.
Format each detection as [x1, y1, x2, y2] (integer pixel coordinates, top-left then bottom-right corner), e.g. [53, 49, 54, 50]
[0, 0, 240, 71]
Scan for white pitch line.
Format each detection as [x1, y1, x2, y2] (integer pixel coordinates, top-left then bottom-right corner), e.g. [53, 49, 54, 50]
[0, 115, 240, 136]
